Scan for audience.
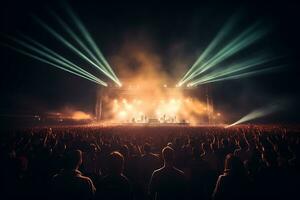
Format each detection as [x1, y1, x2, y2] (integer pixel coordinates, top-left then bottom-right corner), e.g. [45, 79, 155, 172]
[51, 150, 96, 200]
[149, 146, 186, 200]
[96, 151, 132, 200]
[212, 154, 250, 200]
[0, 125, 299, 200]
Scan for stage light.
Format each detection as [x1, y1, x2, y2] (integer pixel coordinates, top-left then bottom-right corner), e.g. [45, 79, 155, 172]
[49, 10, 120, 85]
[118, 110, 127, 119]
[3, 42, 107, 86]
[125, 104, 133, 111]
[156, 110, 162, 116]
[4, 3, 122, 87]
[179, 22, 268, 85]
[190, 65, 282, 86]
[63, 2, 122, 86]
[17, 34, 106, 85]
[225, 103, 283, 128]
[177, 8, 278, 87]
[179, 11, 242, 85]
[187, 53, 282, 86]
[31, 15, 119, 84]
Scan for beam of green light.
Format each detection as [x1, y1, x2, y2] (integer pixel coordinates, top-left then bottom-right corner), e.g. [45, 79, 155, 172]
[189, 54, 275, 85]
[178, 12, 242, 85]
[180, 22, 268, 85]
[64, 3, 121, 86]
[48, 10, 119, 84]
[189, 66, 282, 86]
[32, 15, 117, 83]
[2, 43, 107, 86]
[19, 33, 105, 84]
[182, 22, 265, 84]
[194, 66, 281, 85]
[7, 35, 106, 85]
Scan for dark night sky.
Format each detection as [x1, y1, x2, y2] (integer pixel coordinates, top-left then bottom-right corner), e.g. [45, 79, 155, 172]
[0, 0, 300, 124]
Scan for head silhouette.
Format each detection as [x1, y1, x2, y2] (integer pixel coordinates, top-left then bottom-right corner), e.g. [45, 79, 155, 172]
[162, 146, 174, 166]
[65, 150, 82, 170]
[108, 151, 124, 175]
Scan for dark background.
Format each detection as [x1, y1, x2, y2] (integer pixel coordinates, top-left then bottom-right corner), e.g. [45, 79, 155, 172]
[0, 0, 299, 125]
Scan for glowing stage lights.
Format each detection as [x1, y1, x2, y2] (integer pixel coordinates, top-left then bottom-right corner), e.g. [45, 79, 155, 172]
[109, 95, 217, 123]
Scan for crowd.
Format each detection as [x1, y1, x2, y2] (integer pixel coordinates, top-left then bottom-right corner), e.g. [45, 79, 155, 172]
[0, 125, 299, 200]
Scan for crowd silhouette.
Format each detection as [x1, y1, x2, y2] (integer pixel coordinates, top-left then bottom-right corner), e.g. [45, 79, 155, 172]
[0, 125, 299, 200]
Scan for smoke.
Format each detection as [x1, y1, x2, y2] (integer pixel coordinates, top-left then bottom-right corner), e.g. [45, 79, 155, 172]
[48, 106, 93, 120]
[103, 33, 218, 123]
[110, 32, 170, 88]
[71, 111, 92, 120]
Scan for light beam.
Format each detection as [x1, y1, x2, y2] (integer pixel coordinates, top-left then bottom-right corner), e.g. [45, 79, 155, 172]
[48, 10, 120, 85]
[19, 33, 106, 84]
[63, 2, 121, 86]
[178, 11, 243, 85]
[2, 43, 107, 85]
[225, 103, 284, 128]
[179, 22, 268, 85]
[32, 15, 117, 83]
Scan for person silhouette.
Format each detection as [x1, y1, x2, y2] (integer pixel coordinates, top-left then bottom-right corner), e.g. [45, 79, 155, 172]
[149, 146, 186, 200]
[96, 151, 132, 200]
[51, 150, 96, 200]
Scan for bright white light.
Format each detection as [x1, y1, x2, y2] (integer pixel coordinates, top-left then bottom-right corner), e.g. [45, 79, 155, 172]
[118, 110, 127, 119]
[125, 104, 133, 111]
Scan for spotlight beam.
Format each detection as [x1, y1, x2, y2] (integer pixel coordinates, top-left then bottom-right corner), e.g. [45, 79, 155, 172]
[19, 34, 106, 85]
[178, 12, 241, 85]
[189, 54, 277, 85]
[3, 43, 106, 85]
[6, 35, 107, 86]
[64, 3, 121, 86]
[48, 10, 120, 85]
[180, 22, 268, 85]
[32, 15, 117, 83]
[190, 66, 282, 86]
[225, 103, 283, 128]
